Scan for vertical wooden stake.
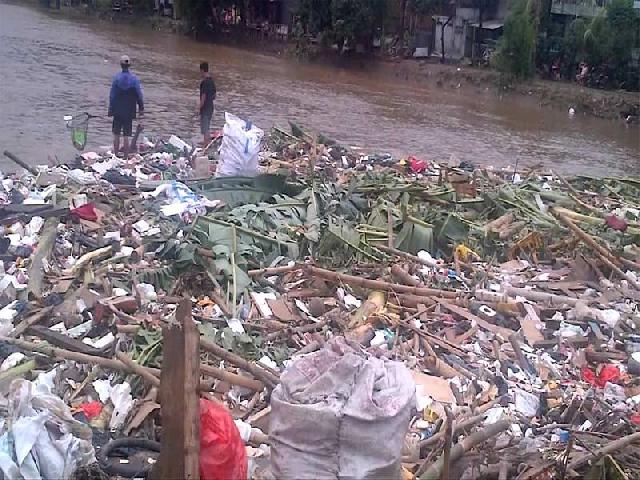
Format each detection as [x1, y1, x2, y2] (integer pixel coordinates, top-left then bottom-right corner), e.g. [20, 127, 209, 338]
[439, 406, 453, 480]
[151, 299, 200, 480]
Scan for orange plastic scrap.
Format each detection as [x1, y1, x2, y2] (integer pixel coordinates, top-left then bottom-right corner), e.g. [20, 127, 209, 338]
[508, 231, 543, 262]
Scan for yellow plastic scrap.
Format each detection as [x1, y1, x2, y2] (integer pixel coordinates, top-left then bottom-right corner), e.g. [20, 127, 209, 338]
[455, 244, 479, 262]
[422, 407, 440, 423]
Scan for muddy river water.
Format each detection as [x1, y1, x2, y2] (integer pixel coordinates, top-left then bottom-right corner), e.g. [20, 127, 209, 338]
[0, 1, 638, 175]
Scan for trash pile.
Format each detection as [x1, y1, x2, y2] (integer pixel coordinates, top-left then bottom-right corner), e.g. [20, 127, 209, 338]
[0, 113, 639, 480]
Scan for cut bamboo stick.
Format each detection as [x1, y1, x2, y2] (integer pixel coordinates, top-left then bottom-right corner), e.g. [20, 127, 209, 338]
[553, 208, 639, 289]
[420, 420, 511, 480]
[200, 337, 279, 387]
[567, 431, 640, 471]
[308, 266, 459, 299]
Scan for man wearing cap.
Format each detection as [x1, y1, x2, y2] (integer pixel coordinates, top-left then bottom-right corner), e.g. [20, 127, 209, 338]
[108, 55, 144, 157]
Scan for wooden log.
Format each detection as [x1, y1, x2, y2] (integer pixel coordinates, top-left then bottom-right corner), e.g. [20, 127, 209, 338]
[308, 266, 459, 299]
[3, 150, 39, 176]
[391, 264, 421, 287]
[265, 319, 328, 342]
[553, 209, 640, 289]
[0, 358, 38, 389]
[567, 431, 640, 472]
[400, 319, 467, 358]
[396, 294, 438, 308]
[27, 217, 59, 300]
[199, 364, 264, 392]
[440, 406, 454, 480]
[0, 335, 135, 372]
[502, 287, 580, 307]
[151, 299, 200, 480]
[419, 413, 486, 450]
[485, 212, 514, 234]
[0, 335, 215, 393]
[438, 301, 515, 340]
[420, 420, 511, 480]
[200, 337, 279, 387]
[10, 307, 53, 339]
[27, 324, 104, 356]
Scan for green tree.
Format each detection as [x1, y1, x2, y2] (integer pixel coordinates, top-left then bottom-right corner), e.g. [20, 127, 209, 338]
[298, 0, 332, 35]
[330, 0, 387, 51]
[297, 0, 386, 52]
[561, 17, 588, 77]
[494, 0, 537, 79]
[583, 12, 612, 68]
[602, 0, 639, 85]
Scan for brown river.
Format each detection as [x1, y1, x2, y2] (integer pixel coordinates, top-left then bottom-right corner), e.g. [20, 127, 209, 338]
[1, 1, 638, 175]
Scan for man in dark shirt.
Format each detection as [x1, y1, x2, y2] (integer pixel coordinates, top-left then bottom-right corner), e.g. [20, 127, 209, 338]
[108, 55, 144, 157]
[198, 62, 216, 145]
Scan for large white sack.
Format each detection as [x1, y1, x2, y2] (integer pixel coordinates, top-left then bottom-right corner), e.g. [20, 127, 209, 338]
[217, 112, 264, 177]
[270, 337, 415, 480]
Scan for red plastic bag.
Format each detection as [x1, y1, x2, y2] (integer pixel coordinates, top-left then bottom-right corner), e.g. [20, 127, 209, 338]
[581, 364, 621, 388]
[605, 214, 628, 232]
[200, 399, 247, 480]
[78, 401, 102, 419]
[71, 203, 98, 221]
[408, 155, 428, 174]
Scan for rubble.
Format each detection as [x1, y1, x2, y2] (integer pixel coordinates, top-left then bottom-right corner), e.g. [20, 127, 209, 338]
[0, 115, 639, 479]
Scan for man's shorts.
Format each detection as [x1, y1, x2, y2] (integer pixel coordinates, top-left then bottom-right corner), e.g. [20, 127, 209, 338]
[200, 110, 213, 135]
[112, 116, 133, 136]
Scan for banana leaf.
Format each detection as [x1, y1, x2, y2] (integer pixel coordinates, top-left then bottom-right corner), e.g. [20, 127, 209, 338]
[192, 174, 292, 208]
[394, 221, 434, 255]
[316, 217, 383, 265]
[436, 213, 470, 247]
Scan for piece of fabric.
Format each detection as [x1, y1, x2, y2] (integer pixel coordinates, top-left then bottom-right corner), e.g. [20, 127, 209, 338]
[112, 115, 133, 136]
[581, 364, 622, 388]
[199, 76, 216, 116]
[70, 203, 98, 222]
[109, 70, 144, 120]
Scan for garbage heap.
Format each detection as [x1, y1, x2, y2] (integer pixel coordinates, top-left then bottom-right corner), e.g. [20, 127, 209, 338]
[0, 117, 639, 480]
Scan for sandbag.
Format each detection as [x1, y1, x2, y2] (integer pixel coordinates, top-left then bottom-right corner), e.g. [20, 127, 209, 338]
[217, 112, 264, 177]
[270, 337, 415, 480]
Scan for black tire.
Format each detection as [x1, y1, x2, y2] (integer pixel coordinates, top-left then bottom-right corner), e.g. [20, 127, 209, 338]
[97, 438, 161, 478]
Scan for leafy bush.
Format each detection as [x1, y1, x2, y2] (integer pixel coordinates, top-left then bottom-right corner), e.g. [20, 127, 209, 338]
[494, 0, 536, 79]
[296, 0, 386, 52]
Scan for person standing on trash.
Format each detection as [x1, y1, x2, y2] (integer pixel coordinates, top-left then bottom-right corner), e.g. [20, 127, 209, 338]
[108, 55, 144, 157]
[198, 61, 216, 145]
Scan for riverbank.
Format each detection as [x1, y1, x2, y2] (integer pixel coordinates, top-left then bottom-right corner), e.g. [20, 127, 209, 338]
[2, 0, 637, 176]
[41, 1, 640, 123]
[379, 59, 640, 121]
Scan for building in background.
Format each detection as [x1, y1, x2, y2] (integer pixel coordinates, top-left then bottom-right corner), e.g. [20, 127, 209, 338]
[432, 0, 507, 61]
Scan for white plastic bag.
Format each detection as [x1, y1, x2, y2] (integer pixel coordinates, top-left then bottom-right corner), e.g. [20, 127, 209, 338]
[0, 379, 95, 479]
[217, 112, 264, 177]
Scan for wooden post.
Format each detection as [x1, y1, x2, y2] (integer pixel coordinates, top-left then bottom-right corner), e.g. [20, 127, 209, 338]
[151, 299, 200, 480]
